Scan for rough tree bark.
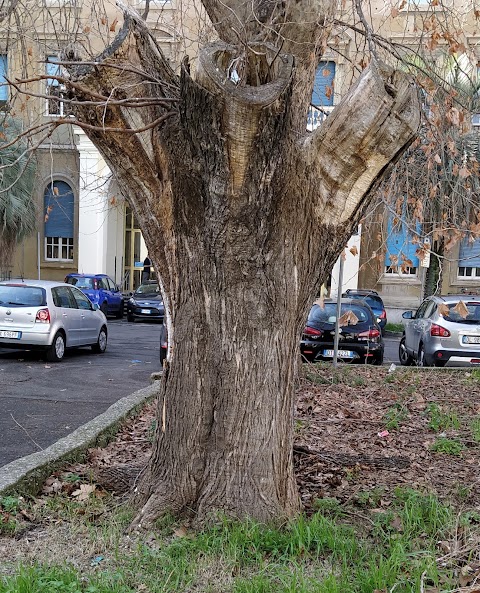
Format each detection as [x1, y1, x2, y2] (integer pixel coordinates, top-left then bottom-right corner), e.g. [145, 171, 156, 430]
[65, 3, 420, 525]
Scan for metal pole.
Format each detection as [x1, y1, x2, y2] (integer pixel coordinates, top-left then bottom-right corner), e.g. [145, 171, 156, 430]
[37, 232, 41, 280]
[333, 251, 345, 367]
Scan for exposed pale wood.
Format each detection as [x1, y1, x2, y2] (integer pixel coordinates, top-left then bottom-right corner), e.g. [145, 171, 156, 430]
[301, 61, 421, 225]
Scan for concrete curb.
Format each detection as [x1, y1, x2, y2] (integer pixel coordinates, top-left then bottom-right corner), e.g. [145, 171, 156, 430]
[0, 380, 161, 498]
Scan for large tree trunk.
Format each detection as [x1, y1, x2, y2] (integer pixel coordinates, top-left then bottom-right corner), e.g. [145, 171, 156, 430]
[66, 10, 420, 525]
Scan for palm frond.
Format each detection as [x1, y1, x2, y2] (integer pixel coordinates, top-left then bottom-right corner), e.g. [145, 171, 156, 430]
[0, 117, 37, 270]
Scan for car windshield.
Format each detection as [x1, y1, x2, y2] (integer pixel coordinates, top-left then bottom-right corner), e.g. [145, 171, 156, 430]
[135, 283, 160, 295]
[308, 303, 371, 326]
[0, 285, 46, 307]
[349, 294, 382, 309]
[443, 302, 480, 324]
[66, 277, 96, 290]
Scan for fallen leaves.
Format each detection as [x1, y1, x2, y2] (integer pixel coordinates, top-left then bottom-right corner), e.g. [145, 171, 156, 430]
[438, 303, 450, 317]
[338, 310, 359, 326]
[72, 484, 97, 501]
[294, 365, 480, 513]
[453, 300, 469, 319]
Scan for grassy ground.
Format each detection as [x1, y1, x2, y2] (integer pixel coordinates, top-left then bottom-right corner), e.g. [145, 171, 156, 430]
[385, 322, 404, 333]
[1, 487, 478, 592]
[2, 364, 480, 592]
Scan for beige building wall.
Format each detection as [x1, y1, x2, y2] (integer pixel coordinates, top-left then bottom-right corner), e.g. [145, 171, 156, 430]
[2, 0, 480, 295]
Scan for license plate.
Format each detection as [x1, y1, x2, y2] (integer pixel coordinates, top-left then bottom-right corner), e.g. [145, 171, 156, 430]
[140, 309, 151, 314]
[0, 330, 21, 339]
[323, 349, 355, 358]
[463, 335, 480, 344]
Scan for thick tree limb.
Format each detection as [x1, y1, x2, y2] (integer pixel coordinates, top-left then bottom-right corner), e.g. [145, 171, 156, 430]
[200, 0, 337, 62]
[301, 61, 421, 225]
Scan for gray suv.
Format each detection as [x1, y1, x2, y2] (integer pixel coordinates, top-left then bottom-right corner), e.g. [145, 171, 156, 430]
[400, 294, 480, 367]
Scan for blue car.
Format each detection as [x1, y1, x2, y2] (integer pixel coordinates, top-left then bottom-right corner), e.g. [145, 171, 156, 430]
[64, 273, 124, 318]
[342, 289, 387, 332]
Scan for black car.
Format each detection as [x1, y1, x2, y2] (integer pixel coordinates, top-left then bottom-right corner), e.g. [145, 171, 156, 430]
[127, 281, 165, 322]
[341, 289, 387, 332]
[300, 299, 384, 364]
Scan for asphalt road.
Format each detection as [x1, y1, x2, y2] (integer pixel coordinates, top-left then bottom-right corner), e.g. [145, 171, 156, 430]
[0, 319, 161, 468]
[384, 336, 401, 364]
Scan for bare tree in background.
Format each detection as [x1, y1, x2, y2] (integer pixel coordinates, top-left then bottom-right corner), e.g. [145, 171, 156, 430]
[1, 0, 422, 524]
[363, 51, 480, 297]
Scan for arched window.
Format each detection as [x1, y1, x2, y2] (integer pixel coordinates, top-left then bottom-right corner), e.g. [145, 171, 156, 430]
[44, 180, 74, 261]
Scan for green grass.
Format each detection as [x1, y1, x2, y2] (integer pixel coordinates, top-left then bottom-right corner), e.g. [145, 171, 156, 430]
[425, 403, 460, 432]
[470, 416, 480, 442]
[0, 496, 23, 536]
[430, 437, 465, 455]
[304, 364, 366, 387]
[385, 322, 404, 333]
[383, 403, 408, 430]
[0, 489, 472, 593]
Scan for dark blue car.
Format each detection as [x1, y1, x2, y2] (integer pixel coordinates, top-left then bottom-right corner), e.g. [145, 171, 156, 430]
[342, 289, 387, 332]
[127, 280, 165, 323]
[64, 273, 124, 318]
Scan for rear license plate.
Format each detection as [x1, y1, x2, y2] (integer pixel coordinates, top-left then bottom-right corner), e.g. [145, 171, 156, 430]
[140, 309, 151, 314]
[0, 330, 21, 339]
[323, 349, 355, 358]
[462, 336, 480, 344]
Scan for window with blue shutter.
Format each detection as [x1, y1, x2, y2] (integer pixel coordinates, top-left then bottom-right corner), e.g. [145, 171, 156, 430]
[385, 215, 420, 275]
[44, 181, 74, 261]
[458, 237, 480, 278]
[312, 62, 335, 107]
[307, 62, 336, 130]
[46, 55, 69, 116]
[0, 55, 8, 104]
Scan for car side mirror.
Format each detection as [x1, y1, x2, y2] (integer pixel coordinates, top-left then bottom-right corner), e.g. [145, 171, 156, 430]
[402, 311, 413, 319]
[93, 303, 100, 310]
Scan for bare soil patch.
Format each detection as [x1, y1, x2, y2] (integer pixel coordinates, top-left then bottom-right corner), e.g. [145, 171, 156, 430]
[65, 364, 480, 510]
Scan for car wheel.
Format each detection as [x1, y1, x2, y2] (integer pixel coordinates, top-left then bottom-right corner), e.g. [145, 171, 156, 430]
[100, 302, 108, 317]
[399, 336, 414, 366]
[45, 331, 66, 362]
[127, 313, 135, 322]
[115, 303, 124, 319]
[417, 344, 429, 367]
[92, 326, 108, 353]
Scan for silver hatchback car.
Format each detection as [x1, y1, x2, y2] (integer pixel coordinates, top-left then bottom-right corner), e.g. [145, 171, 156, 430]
[400, 294, 480, 367]
[0, 280, 108, 362]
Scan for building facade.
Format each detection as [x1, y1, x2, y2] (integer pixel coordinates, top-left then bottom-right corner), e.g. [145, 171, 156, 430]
[1, 0, 479, 302]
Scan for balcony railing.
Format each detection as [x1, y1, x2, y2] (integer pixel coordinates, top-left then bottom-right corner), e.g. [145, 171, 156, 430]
[307, 106, 333, 131]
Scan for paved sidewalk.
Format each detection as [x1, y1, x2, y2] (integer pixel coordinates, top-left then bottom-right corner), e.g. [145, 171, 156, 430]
[0, 379, 160, 497]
